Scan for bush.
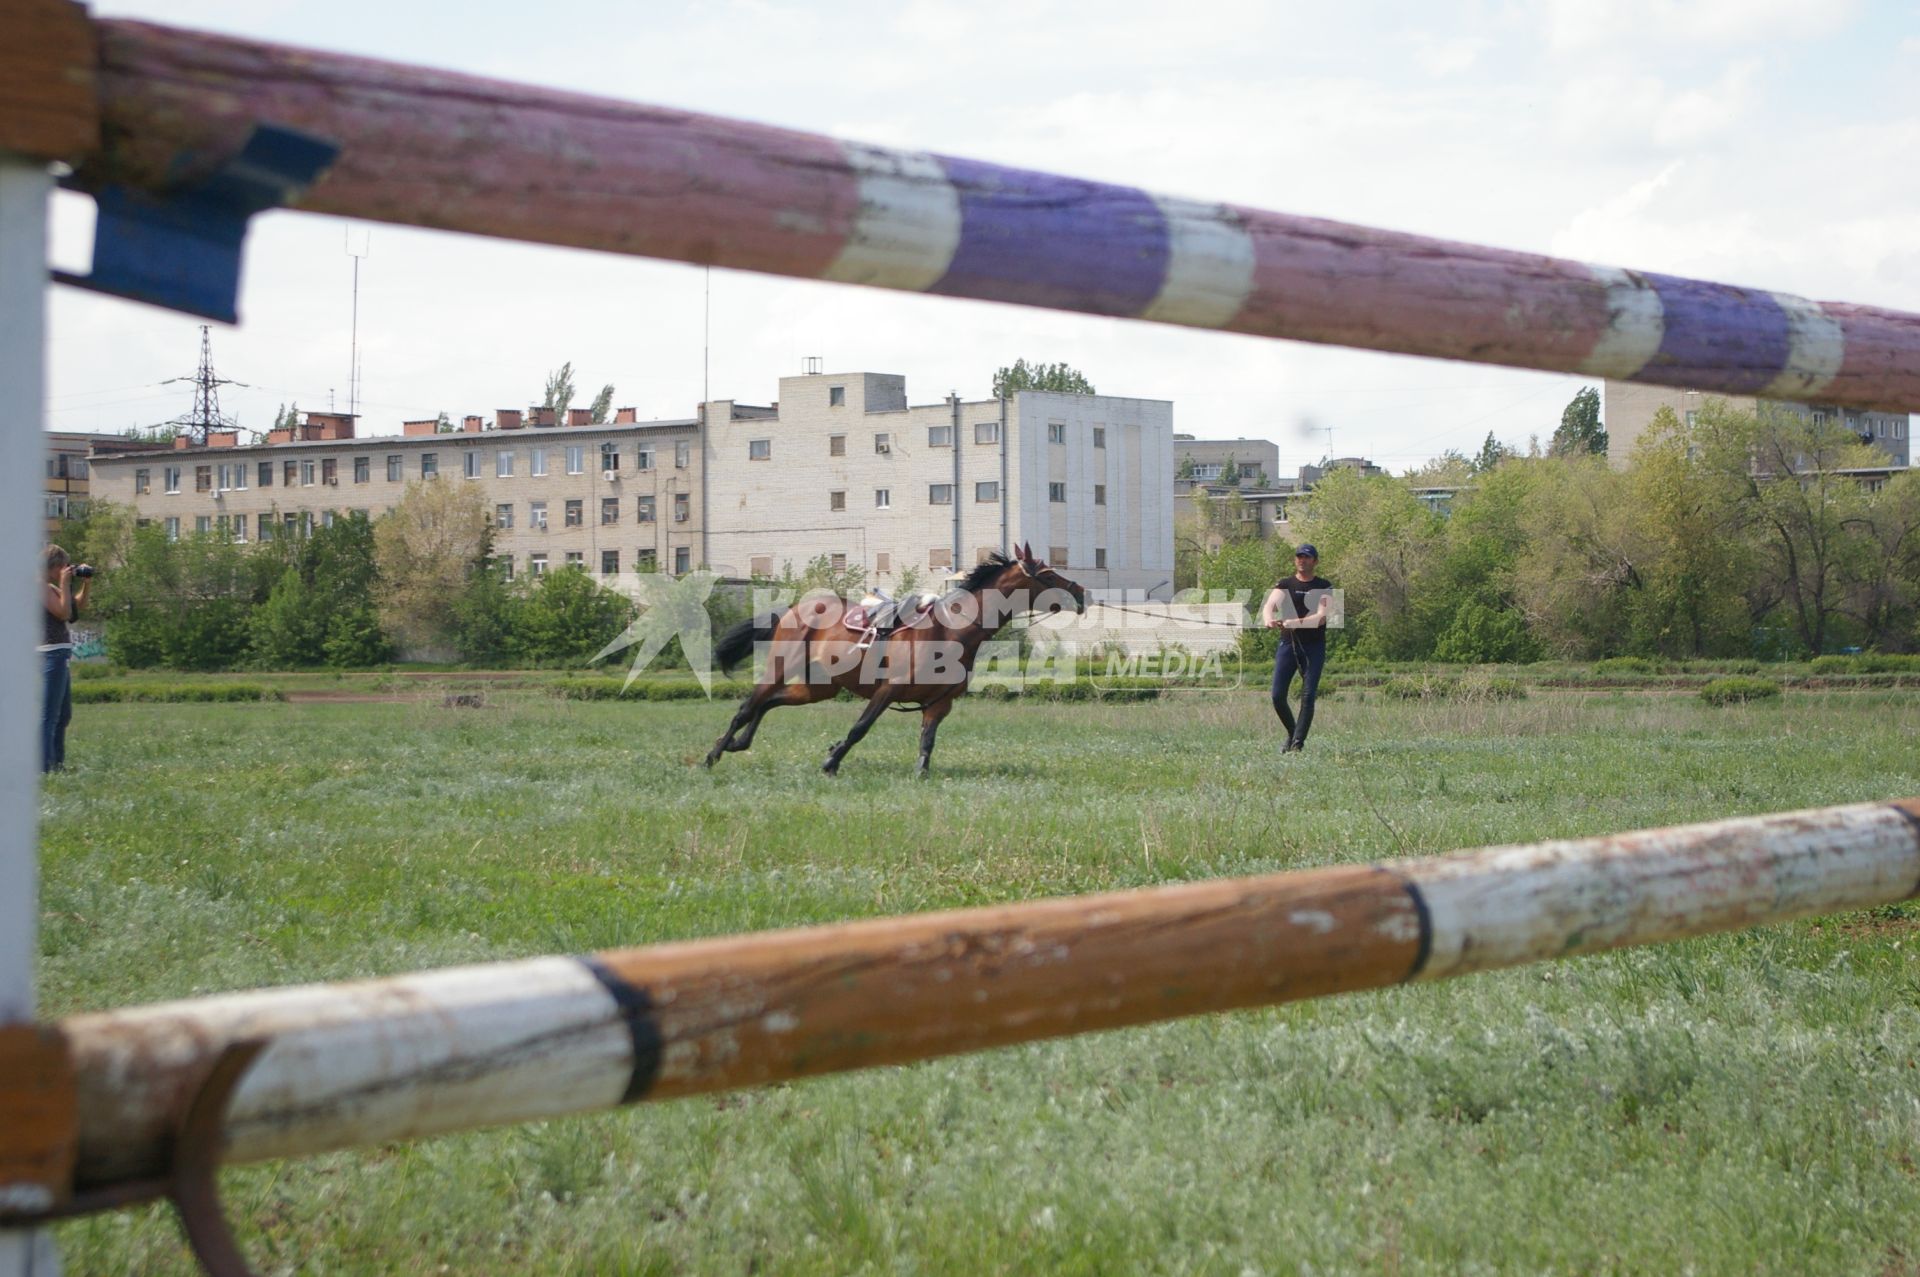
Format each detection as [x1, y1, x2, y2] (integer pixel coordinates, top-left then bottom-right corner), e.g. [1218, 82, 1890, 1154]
[1382, 675, 1462, 701]
[73, 681, 283, 704]
[1480, 676, 1527, 701]
[1699, 676, 1780, 706]
[1431, 601, 1539, 664]
[1593, 656, 1656, 676]
[1808, 653, 1920, 676]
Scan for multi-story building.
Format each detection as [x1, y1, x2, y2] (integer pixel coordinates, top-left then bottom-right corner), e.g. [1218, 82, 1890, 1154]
[702, 371, 1174, 592]
[44, 431, 147, 532]
[85, 408, 708, 578]
[1604, 379, 1911, 469]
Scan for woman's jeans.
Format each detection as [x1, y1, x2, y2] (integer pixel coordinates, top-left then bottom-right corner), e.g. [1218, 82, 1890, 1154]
[1271, 640, 1325, 746]
[41, 647, 71, 773]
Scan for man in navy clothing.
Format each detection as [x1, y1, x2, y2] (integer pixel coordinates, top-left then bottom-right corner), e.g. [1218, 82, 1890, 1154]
[1260, 545, 1333, 752]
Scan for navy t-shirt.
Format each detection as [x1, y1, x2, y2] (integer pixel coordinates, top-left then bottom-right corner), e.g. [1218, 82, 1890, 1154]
[1274, 575, 1333, 647]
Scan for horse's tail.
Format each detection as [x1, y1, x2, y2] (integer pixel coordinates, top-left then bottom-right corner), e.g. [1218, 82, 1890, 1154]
[715, 607, 788, 675]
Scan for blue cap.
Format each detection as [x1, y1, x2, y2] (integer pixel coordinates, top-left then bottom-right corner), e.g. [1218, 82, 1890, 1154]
[1294, 544, 1318, 559]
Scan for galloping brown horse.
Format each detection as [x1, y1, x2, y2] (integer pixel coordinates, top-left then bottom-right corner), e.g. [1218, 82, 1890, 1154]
[705, 544, 1086, 775]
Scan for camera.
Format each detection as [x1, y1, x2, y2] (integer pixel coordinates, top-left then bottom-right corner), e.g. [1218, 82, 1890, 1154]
[72, 564, 95, 579]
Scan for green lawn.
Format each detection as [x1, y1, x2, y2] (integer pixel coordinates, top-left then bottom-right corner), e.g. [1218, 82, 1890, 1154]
[38, 685, 1920, 1274]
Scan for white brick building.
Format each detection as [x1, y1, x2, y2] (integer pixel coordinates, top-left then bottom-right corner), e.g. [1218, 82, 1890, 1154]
[704, 371, 1173, 592]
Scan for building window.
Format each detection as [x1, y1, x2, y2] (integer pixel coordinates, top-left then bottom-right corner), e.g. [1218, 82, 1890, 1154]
[601, 550, 619, 575]
[600, 442, 620, 474]
[673, 493, 689, 522]
[354, 456, 370, 483]
[134, 469, 150, 494]
[566, 445, 585, 475]
[928, 425, 952, 448]
[530, 447, 548, 477]
[280, 461, 297, 488]
[638, 548, 658, 572]
[230, 513, 248, 542]
[1685, 411, 1699, 428]
[1094, 548, 1107, 569]
[257, 518, 273, 543]
[195, 515, 211, 534]
[929, 547, 952, 571]
[637, 495, 656, 522]
[530, 554, 548, 576]
[495, 503, 514, 529]
[929, 483, 953, 505]
[1191, 464, 1222, 481]
[975, 481, 999, 503]
[498, 556, 513, 582]
[1049, 482, 1067, 503]
[749, 439, 772, 461]
[675, 440, 690, 468]
[297, 460, 313, 486]
[874, 433, 891, 454]
[565, 499, 583, 527]
[750, 555, 772, 576]
[601, 497, 620, 525]
[674, 546, 691, 573]
[530, 500, 548, 529]
[831, 553, 848, 572]
[421, 453, 438, 479]
[195, 465, 212, 493]
[386, 455, 401, 482]
[875, 488, 891, 509]
[974, 421, 1000, 445]
[829, 386, 845, 407]
[829, 434, 846, 457]
[1048, 422, 1066, 444]
[1094, 484, 1106, 506]
[43, 495, 64, 520]
[321, 458, 337, 486]
[497, 451, 515, 478]
[636, 447, 653, 471]
[875, 552, 891, 574]
[1093, 427, 1106, 449]
[830, 490, 846, 511]
[164, 466, 181, 494]
[566, 551, 584, 568]
[164, 516, 180, 540]
[1050, 545, 1068, 566]
[464, 450, 481, 479]
[259, 461, 274, 488]
[233, 463, 248, 490]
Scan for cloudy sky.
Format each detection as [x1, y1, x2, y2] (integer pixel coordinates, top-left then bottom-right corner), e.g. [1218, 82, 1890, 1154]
[43, 0, 1920, 475]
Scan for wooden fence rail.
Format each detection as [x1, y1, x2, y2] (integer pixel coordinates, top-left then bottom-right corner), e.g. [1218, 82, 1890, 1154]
[8, 797, 1916, 1211]
[9, 3, 1920, 410]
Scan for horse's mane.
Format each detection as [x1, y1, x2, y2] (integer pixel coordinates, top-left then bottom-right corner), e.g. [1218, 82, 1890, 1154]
[958, 552, 1014, 594]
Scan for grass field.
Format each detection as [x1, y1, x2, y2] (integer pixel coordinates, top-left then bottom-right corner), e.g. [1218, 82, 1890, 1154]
[36, 682, 1920, 1274]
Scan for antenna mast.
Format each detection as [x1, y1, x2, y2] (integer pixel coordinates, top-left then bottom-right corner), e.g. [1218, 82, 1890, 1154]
[346, 227, 371, 420]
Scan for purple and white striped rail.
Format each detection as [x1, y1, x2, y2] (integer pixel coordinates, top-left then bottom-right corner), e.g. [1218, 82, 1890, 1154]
[66, 20, 1920, 412]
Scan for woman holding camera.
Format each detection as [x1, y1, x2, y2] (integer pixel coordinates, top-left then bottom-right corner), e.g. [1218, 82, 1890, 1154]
[41, 545, 91, 773]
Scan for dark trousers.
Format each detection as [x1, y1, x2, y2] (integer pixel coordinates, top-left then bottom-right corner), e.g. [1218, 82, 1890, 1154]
[1271, 640, 1325, 746]
[41, 647, 71, 773]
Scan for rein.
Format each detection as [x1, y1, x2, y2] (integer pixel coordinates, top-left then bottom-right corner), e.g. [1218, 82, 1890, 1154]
[1082, 599, 1248, 628]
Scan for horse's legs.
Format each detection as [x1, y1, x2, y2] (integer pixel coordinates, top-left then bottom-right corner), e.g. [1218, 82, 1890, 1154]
[705, 682, 781, 767]
[823, 687, 896, 776]
[916, 697, 955, 777]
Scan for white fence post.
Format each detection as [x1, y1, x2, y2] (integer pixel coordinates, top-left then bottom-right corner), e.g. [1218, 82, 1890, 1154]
[0, 152, 57, 1277]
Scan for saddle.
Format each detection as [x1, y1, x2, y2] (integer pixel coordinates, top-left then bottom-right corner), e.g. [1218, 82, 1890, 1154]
[846, 593, 931, 650]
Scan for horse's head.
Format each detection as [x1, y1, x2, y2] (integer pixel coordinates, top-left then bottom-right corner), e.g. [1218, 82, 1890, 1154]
[1006, 542, 1086, 615]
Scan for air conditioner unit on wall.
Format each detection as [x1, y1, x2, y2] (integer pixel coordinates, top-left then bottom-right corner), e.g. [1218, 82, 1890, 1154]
[603, 470, 618, 482]
[875, 442, 891, 454]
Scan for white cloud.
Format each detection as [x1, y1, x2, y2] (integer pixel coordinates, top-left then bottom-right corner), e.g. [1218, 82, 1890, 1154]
[1543, 0, 1857, 52]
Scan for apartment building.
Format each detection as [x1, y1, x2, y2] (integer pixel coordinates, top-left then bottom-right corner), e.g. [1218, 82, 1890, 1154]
[85, 408, 707, 578]
[44, 431, 147, 532]
[1604, 379, 1911, 469]
[702, 371, 1174, 592]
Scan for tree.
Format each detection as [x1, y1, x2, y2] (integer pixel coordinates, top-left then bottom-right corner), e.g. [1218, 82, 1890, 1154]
[1405, 450, 1473, 486]
[1176, 454, 1196, 481]
[510, 566, 635, 664]
[434, 410, 454, 433]
[992, 359, 1095, 398]
[539, 362, 578, 422]
[1550, 386, 1607, 458]
[372, 480, 492, 654]
[588, 384, 615, 424]
[248, 515, 389, 668]
[1220, 455, 1241, 485]
[1473, 432, 1513, 475]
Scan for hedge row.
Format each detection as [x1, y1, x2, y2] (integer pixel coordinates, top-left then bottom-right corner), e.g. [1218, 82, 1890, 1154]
[73, 682, 284, 704]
